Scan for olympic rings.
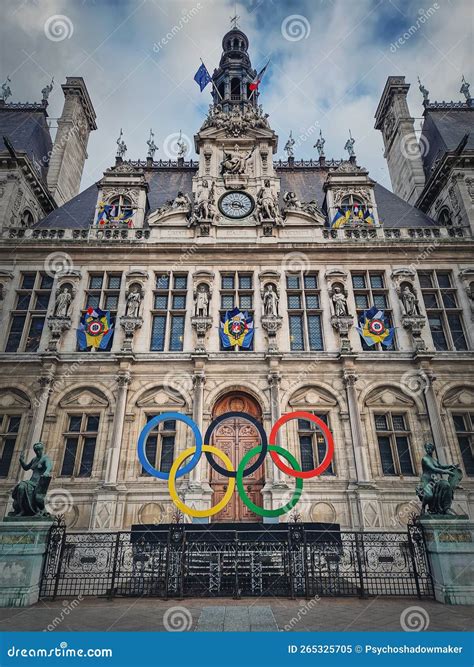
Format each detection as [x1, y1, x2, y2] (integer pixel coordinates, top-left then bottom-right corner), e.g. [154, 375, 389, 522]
[136, 410, 334, 518]
[237, 445, 303, 518]
[269, 412, 334, 479]
[204, 411, 268, 478]
[168, 445, 235, 518]
[137, 412, 202, 480]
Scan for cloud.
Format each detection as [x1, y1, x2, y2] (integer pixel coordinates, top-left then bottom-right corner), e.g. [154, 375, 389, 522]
[1, 0, 471, 193]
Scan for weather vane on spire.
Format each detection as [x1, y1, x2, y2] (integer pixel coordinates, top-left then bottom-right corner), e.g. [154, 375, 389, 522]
[230, 2, 240, 29]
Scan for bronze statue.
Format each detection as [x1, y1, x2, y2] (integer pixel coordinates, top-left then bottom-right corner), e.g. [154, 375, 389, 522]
[9, 442, 52, 518]
[416, 442, 462, 515]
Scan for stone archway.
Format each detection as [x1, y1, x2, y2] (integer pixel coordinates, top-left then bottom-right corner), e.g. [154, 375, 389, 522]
[210, 392, 264, 522]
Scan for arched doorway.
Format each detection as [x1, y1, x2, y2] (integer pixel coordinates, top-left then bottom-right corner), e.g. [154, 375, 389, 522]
[210, 392, 264, 522]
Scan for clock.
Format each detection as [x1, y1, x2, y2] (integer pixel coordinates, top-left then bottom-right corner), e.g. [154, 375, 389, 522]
[219, 191, 254, 219]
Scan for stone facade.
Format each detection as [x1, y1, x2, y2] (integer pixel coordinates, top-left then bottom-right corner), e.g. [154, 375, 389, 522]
[0, 28, 472, 532]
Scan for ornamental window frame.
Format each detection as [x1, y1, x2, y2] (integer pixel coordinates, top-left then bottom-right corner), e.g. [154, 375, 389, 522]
[297, 411, 335, 476]
[351, 270, 396, 351]
[5, 271, 54, 353]
[59, 412, 101, 478]
[374, 411, 415, 477]
[219, 271, 254, 351]
[150, 272, 188, 352]
[0, 413, 23, 478]
[286, 272, 324, 352]
[139, 414, 177, 477]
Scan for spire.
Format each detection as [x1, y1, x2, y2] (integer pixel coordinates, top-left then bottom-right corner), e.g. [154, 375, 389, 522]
[212, 23, 257, 110]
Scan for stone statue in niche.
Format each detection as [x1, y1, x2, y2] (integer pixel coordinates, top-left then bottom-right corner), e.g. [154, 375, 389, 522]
[193, 180, 216, 223]
[263, 283, 279, 317]
[125, 286, 142, 318]
[400, 284, 419, 316]
[8, 443, 52, 518]
[53, 286, 72, 318]
[256, 180, 281, 224]
[194, 284, 210, 317]
[332, 286, 348, 317]
[220, 145, 255, 175]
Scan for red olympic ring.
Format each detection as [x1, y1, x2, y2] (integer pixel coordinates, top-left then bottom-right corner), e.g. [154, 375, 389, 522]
[269, 411, 334, 479]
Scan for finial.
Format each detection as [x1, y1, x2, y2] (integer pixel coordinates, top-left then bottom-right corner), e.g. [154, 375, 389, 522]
[116, 128, 127, 159]
[417, 76, 429, 103]
[344, 130, 355, 158]
[284, 130, 295, 158]
[146, 128, 158, 159]
[41, 77, 54, 103]
[460, 75, 471, 101]
[230, 2, 240, 29]
[314, 128, 325, 158]
[1, 76, 12, 102]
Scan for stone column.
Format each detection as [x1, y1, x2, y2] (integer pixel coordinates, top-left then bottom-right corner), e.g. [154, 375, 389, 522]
[21, 376, 53, 480]
[268, 371, 285, 486]
[104, 372, 131, 485]
[422, 371, 450, 465]
[343, 370, 371, 483]
[190, 372, 205, 486]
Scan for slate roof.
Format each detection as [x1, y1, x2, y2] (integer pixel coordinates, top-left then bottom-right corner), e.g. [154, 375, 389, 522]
[35, 162, 436, 230]
[420, 107, 474, 177]
[0, 106, 53, 182]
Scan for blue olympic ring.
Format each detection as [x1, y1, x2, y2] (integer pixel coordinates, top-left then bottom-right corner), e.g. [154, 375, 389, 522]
[137, 412, 202, 480]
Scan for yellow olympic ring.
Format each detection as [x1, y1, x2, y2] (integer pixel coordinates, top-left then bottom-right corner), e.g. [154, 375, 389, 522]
[168, 445, 235, 518]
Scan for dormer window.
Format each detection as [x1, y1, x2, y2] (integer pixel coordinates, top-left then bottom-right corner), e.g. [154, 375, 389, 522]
[97, 195, 135, 228]
[341, 195, 366, 215]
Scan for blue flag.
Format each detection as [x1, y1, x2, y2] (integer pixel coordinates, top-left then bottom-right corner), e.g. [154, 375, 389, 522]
[194, 63, 211, 92]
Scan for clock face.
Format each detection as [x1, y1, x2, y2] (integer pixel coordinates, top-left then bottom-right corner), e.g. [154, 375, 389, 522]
[219, 191, 254, 219]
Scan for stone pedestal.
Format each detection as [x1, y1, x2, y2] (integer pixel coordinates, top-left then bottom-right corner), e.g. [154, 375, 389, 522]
[420, 516, 474, 604]
[0, 520, 53, 607]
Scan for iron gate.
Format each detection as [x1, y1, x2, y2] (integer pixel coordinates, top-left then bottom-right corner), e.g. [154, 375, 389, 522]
[40, 522, 433, 600]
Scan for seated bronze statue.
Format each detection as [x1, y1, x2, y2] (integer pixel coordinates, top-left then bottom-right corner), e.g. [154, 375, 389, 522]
[416, 442, 463, 515]
[9, 442, 52, 518]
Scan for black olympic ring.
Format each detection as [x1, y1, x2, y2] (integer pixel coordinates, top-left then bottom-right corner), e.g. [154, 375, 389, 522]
[204, 411, 268, 478]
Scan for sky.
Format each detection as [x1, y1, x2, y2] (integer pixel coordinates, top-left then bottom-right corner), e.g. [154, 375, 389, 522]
[1, 0, 472, 192]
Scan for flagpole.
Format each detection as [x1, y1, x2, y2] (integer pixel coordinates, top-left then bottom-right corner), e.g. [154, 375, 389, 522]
[248, 60, 270, 101]
[200, 57, 223, 101]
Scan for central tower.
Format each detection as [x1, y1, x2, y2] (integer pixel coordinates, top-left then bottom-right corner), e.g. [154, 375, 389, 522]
[212, 27, 258, 111]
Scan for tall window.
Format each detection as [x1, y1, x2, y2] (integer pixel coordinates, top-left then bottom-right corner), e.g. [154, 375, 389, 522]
[220, 272, 254, 350]
[452, 413, 474, 476]
[151, 273, 187, 351]
[287, 273, 323, 351]
[0, 414, 21, 477]
[418, 271, 468, 351]
[141, 415, 176, 476]
[297, 413, 334, 475]
[5, 272, 53, 352]
[82, 273, 121, 351]
[60, 414, 100, 477]
[375, 413, 414, 476]
[352, 271, 395, 350]
[340, 194, 366, 216]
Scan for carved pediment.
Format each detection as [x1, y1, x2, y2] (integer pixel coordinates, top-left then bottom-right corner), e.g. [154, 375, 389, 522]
[0, 390, 30, 409]
[60, 388, 109, 409]
[365, 387, 414, 407]
[137, 387, 186, 408]
[289, 387, 337, 408]
[442, 387, 474, 408]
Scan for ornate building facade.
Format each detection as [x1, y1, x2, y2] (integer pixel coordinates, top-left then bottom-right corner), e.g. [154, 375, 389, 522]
[0, 27, 473, 531]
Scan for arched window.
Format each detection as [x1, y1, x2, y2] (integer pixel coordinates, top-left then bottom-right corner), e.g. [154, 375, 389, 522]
[438, 207, 453, 226]
[106, 195, 134, 227]
[20, 209, 34, 227]
[340, 195, 366, 215]
[230, 77, 240, 100]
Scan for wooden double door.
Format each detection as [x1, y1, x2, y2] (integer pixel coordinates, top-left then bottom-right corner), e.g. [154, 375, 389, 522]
[210, 393, 264, 523]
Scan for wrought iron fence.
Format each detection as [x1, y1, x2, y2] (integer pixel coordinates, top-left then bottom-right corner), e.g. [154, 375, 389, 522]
[40, 522, 433, 600]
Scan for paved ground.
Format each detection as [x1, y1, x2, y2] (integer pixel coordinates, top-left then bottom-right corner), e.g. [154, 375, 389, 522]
[0, 597, 472, 632]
